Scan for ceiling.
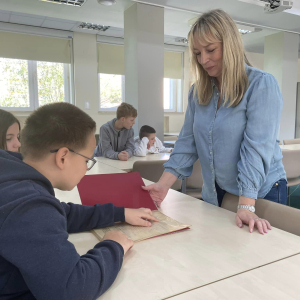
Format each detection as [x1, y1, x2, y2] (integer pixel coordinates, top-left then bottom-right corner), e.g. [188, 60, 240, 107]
[0, 0, 299, 53]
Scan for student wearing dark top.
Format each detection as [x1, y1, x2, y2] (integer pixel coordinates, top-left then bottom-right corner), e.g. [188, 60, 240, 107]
[94, 103, 137, 161]
[0, 102, 157, 300]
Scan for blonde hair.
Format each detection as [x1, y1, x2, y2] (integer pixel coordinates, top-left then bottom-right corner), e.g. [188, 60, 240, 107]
[116, 103, 137, 119]
[188, 9, 251, 107]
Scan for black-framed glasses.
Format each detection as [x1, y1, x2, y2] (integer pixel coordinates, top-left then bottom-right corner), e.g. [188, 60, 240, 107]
[50, 148, 97, 171]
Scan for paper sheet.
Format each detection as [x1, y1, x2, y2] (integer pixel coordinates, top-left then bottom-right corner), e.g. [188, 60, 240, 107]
[93, 211, 190, 242]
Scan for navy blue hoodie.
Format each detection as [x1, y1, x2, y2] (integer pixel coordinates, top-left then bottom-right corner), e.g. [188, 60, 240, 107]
[0, 150, 125, 300]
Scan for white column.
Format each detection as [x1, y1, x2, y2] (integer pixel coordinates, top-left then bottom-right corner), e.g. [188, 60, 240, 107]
[264, 32, 299, 141]
[124, 3, 164, 140]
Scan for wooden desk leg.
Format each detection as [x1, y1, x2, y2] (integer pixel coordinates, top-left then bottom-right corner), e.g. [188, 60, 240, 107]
[181, 177, 187, 194]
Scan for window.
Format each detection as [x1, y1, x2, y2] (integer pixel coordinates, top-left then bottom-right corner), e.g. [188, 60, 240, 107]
[164, 78, 183, 112]
[0, 57, 71, 111]
[98, 73, 125, 110]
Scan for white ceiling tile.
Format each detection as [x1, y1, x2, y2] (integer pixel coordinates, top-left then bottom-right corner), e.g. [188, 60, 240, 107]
[0, 11, 10, 22]
[10, 14, 45, 26]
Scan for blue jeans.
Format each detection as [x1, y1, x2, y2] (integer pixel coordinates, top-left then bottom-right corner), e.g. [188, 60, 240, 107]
[216, 179, 287, 207]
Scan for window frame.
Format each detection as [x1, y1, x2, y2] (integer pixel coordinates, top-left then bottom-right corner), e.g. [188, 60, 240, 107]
[0, 58, 71, 111]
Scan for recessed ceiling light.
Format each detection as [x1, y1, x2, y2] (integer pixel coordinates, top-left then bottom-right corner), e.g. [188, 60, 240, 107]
[97, 0, 117, 6]
[40, 0, 86, 7]
[78, 22, 110, 31]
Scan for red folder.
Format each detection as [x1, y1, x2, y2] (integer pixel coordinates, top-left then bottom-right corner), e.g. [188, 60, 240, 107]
[77, 172, 157, 210]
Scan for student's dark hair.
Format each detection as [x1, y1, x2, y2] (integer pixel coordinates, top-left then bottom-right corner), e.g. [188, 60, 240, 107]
[139, 125, 156, 140]
[21, 102, 96, 159]
[0, 109, 21, 151]
[116, 103, 137, 119]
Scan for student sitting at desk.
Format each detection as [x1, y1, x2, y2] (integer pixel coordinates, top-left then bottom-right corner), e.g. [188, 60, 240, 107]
[134, 125, 173, 156]
[0, 109, 21, 152]
[94, 103, 137, 161]
[0, 102, 157, 300]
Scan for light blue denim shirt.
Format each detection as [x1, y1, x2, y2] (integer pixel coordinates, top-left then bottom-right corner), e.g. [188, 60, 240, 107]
[164, 65, 286, 206]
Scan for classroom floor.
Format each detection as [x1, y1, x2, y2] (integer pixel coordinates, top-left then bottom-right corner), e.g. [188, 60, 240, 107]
[289, 185, 300, 209]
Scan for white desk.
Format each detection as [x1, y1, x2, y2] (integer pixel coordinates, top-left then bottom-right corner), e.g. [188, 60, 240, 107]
[96, 153, 171, 172]
[164, 132, 180, 136]
[280, 144, 300, 150]
[168, 254, 300, 300]
[164, 140, 176, 147]
[59, 178, 300, 300]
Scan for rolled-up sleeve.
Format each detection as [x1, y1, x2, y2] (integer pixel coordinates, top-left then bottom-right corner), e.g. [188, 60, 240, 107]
[237, 73, 283, 199]
[164, 86, 199, 179]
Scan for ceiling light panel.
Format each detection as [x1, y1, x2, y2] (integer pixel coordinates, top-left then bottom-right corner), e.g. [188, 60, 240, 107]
[39, 0, 86, 7]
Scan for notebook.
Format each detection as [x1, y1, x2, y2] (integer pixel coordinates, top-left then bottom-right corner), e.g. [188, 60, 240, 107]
[77, 172, 157, 210]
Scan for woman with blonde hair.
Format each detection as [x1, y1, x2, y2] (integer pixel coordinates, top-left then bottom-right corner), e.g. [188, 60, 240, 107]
[144, 9, 286, 235]
[0, 109, 21, 152]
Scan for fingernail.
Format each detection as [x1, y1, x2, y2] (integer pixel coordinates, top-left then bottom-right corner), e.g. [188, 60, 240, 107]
[250, 229, 253, 233]
[238, 224, 242, 228]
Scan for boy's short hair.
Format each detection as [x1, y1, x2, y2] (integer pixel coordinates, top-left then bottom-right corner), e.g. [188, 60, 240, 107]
[116, 103, 137, 119]
[21, 102, 96, 159]
[139, 125, 156, 140]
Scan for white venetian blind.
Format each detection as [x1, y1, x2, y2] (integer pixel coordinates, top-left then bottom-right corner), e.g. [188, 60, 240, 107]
[0, 31, 71, 63]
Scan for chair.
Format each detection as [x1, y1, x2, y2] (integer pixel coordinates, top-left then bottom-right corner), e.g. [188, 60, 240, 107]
[185, 160, 203, 199]
[282, 149, 300, 205]
[95, 134, 99, 145]
[283, 138, 300, 145]
[221, 193, 300, 236]
[132, 160, 182, 191]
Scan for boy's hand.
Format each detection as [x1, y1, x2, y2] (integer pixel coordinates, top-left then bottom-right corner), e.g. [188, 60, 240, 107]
[125, 208, 159, 227]
[118, 151, 129, 161]
[103, 231, 133, 255]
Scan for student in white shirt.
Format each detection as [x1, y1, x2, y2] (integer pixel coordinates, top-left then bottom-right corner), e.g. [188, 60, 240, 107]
[134, 125, 173, 157]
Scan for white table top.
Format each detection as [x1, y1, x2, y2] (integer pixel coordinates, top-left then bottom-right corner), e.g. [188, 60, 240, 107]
[280, 144, 300, 150]
[59, 173, 300, 300]
[168, 254, 300, 300]
[164, 132, 180, 136]
[96, 153, 171, 171]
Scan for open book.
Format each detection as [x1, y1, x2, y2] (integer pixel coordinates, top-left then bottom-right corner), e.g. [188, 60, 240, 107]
[77, 172, 190, 242]
[93, 210, 190, 242]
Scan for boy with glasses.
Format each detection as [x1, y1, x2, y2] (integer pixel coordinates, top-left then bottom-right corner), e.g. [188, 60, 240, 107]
[0, 102, 157, 300]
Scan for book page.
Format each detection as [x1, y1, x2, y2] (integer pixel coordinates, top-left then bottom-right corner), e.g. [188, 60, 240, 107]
[93, 211, 191, 242]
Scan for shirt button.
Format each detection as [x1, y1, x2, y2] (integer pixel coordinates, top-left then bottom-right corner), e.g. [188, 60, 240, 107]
[210, 152, 212, 155]
[209, 131, 211, 134]
[217, 93, 219, 96]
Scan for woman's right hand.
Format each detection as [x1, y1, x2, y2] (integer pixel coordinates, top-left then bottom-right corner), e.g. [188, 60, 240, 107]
[142, 182, 169, 207]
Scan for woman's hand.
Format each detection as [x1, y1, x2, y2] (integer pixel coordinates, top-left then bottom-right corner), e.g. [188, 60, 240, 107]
[142, 182, 169, 207]
[236, 209, 271, 235]
[142, 172, 177, 207]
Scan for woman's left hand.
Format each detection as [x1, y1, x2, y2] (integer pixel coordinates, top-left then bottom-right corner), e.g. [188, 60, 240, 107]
[236, 209, 271, 235]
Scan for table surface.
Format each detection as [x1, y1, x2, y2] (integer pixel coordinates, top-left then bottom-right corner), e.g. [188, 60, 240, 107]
[60, 164, 300, 300]
[96, 153, 171, 171]
[280, 144, 300, 150]
[167, 254, 300, 300]
[164, 132, 180, 136]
